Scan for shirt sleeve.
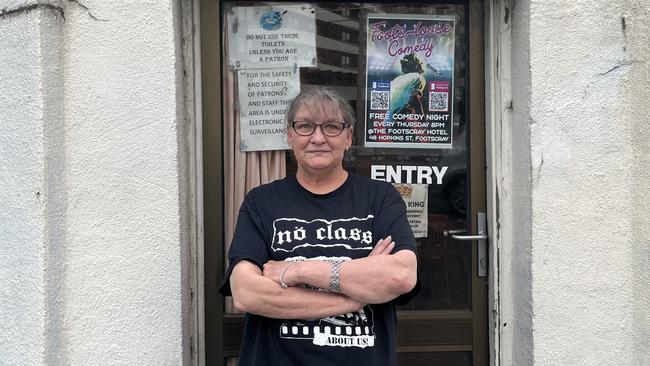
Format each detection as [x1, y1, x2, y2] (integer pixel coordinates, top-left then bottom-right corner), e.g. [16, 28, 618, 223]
[219, 189, 271, 296]
[372, 183, 421, 305]
[372, 183, 417, 253]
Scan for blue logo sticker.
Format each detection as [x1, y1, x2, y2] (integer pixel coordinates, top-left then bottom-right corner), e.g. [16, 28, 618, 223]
[260, 11, 283, 31]
[371, 81, 391, 90]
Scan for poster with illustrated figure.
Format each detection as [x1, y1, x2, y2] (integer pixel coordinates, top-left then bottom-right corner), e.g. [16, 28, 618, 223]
[364, 14, 456, 149]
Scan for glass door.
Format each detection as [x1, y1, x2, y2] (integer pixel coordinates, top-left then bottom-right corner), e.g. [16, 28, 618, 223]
[283, 2, 486, 364]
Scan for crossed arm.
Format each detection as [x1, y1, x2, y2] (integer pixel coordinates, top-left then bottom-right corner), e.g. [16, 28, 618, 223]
[229, 236, 418, 319]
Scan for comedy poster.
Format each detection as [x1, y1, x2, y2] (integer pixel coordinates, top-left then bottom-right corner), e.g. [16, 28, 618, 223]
[364, 14, 456, 149]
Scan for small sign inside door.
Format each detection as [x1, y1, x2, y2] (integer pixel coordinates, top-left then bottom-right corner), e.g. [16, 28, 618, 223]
[393, 183, 428, 238]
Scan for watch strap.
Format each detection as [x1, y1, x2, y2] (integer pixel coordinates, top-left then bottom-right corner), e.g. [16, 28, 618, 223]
[329, 260, 343, 292]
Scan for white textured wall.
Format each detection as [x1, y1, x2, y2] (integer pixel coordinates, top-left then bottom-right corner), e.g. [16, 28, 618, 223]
[489, 0, 649, 365]
[485, 1, 536, 365]
[61, 1, 187, 364]
[1, 1, 188, 365]
[0, 4, 52, 365]
[523, 1, 649, 365]
[626, 4, 650, 364]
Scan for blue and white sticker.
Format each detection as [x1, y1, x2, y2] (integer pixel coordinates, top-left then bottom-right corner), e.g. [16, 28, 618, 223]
[260, 10, 283, 31]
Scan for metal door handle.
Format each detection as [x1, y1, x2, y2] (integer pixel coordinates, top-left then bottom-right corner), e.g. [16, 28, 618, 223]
[450, 231, 488, 241]
[443, 228, 488, 240]
[443, 229, 466, 236]
[443, 212, 488, 277]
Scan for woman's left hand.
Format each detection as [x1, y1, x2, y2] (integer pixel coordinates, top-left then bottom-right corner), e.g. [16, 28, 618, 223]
[263, 260, 297, 287]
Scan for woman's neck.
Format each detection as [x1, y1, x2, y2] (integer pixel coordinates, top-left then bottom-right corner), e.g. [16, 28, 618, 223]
[296, 166, 348, 194]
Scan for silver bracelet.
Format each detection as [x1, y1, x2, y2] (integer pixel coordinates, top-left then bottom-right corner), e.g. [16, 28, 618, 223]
[329, 260, 343, 292]
[279, 262, 296, 289]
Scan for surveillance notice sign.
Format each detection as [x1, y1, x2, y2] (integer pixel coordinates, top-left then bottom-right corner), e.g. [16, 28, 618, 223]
[238, 68, 300, 151]
[364, 14, 456, 149]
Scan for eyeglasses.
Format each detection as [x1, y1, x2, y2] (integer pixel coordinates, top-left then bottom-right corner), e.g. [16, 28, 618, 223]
[291, 121, 350, 137]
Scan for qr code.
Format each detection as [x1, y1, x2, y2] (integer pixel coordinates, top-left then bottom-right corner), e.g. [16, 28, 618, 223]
[429, 91, 448, 112]
[370, 91, 390, 110]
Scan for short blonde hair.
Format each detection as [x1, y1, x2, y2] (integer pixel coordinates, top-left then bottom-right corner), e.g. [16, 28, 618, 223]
[286, 87, 355, 128]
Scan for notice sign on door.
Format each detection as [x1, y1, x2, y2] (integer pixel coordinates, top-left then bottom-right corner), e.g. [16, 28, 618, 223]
[238, 68, 300, 151]
[393, 183, 428, 238]
[364, 14, 456, 149]
[227, 4, 317, 70]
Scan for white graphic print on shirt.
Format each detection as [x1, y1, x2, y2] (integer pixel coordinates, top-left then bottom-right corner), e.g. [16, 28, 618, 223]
[279, 306, 375, 348]
[272, 215, 376, 348]
[272, 216, 375, 253]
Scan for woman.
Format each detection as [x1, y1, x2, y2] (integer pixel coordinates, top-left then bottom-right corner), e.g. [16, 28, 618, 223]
[220, 88, 418, 365]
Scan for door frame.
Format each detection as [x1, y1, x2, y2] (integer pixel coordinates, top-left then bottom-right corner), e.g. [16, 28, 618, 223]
[199, 0, 488, 364]
[200, 0, 224, 364]
[467, 0, 488, 364]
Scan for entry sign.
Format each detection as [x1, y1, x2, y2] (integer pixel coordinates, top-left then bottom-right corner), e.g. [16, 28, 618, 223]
[238, 68, 300, 151]
[227, 4, 317, 70]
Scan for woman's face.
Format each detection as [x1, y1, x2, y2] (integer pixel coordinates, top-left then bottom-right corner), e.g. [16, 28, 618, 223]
[287, 104, 352, 175]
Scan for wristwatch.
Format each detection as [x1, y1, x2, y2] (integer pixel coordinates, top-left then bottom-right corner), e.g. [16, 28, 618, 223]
[329, 260, 343, 292]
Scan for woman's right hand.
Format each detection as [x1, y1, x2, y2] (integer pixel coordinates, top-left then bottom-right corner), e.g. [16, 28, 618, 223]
[347, 297, 367, 313]
[368, 235, 395, 256]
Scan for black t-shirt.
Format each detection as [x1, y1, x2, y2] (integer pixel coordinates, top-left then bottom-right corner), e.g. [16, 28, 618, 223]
[220, 173, 419, 366]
